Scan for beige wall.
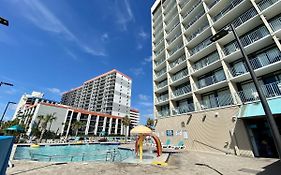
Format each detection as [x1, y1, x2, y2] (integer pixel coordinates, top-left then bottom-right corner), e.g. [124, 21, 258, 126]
[155, 106, 254, 157]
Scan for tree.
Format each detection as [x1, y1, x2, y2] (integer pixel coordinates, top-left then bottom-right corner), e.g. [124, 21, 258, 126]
[122, 115, 131, 141]
[71, 121, 84, 137]
[39, 113, 56, 143]
[146, 118, 154, 129]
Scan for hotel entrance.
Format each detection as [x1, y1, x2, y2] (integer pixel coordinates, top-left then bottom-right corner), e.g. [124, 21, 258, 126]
[244, 116, 281, 158]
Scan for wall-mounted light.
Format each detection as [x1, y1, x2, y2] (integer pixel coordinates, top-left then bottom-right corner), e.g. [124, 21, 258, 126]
[214, 112, 219, 117]
[202, 114, 206, 122]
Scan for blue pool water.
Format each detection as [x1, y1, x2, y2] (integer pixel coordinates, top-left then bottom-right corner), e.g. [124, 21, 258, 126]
[14, 144, 134, 162]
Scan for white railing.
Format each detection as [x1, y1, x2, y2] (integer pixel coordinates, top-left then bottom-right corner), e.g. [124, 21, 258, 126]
[186, 22, 209, 42]
[157, 94, 169, 103]
[166, 21, 181, 34]
[158, 110, 170, 117]
[197, 70, 226, 89]
[257, 0, 279, 11]
[184, 10, 205, 30]
[198, 93, 233, 110]
[182, 1, 201, 19]
[232, 7, 257, 28]
[269, 15, 281, 32]
[157, 80, 168, 89]
[237, 81, 281, 103]
[168, 33, 181, 45]
[169, 44, 184, 56]
[171, 68, 189, 82]
[173, 103, 194, 115]
[192, 52, 220, 71]
[173, 84, 192, 97]
[208, 0, 220, 9]
[155, 57, 165, 67]
[155, 67, 166, 78]
[189, 36, 212, 56]
[213, 0, 243, 22]
[170, 55, 186, 69]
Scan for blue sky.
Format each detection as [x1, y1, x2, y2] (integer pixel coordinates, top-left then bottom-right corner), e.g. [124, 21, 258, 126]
[0, 0, 155, 124]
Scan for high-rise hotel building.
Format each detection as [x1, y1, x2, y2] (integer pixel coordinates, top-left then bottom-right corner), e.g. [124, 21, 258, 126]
[62, 69, 132, 117]
[152, 0, 281, 158]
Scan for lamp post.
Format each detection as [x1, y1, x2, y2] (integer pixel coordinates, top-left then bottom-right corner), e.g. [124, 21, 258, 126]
[210, 24, 281, 158]
[0, 101, 17, 124]
[0, 81, 14, 87]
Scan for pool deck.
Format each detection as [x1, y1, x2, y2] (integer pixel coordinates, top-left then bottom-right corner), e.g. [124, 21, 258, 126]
[7, 151, 281, 175]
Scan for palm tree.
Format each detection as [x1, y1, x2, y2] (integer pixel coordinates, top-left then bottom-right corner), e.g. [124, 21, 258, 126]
[71, 121, 84, 137]
[38, 113, 56, 143]
[122, 115, 131, 141]
[146, 118, 154, 129]
[37, 115, 44, 130]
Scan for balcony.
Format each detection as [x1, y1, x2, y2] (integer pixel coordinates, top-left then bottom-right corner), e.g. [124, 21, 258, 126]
[232, 7, 258, 28]
[172, 103, 194, 115]
[183, 10, 205, 30]
[189, 36, 212, 56]
[207, 0, 220, 9]
[156, 94, 169, 104]
[154, 38, 164, 48]
[157, 80, 168, 89]
[170, 55, 186, 69]
[199, 93, 233, 110]
[168, 44, 184, 57]
[179, 0, 190, 9]
[192, 52, 220, 72]
[182, 1, 201, 20]
[166, 20, 181, 35]
[154, 47, 165, 57]
[155, 57, 166, 67]
[171, 68, 189, 82]
[269, 14, 281, 32]
[257, 0, 279, 11]
[158, 110, 170, 117]
[172, 84, 192, 98]
[223, 26, 270, 56]
[196, 70, 226, 89]
[237, 81, 281, 103]
[155, 68, 166, 78]
[186, 22, 209, 42]
[213, 0, 243, 22]
[167, 33, 181, 45]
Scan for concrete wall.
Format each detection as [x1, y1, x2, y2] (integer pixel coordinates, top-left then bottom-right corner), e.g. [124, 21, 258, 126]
[155, 106, 254, 157]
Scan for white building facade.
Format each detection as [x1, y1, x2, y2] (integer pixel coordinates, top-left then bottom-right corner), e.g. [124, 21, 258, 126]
[152, 0, 281, 158]
[129, 109, 140, 128]
[61, 69, 132, 117]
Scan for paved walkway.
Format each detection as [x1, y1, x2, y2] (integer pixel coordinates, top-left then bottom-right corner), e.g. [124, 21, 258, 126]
[7, 151, 281, 175]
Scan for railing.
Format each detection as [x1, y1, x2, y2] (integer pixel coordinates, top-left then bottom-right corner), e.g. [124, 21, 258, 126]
[157, 80, 168, 89]
[192, 52, 220, 71]
[223, 26, 269, 55]
[183, 10, 205, 30]
[155, 57, 165, 66]
[179, 0, 190, 9]
[157, 94, 169, 103]
[186, 22, 209, 42]
[154, 38, 164, 47]
[257, 0, 279, 11]
[155, 68, 166, 78]
[173, 103, 194, 115]
[189, 36, 212, 56]
[232, 7, 257, 28]
[208, 0, 220, 9]
[237, 81, 281, 103]
[171, 68, 189, 82]
[196, 70, 226, 89]
[169, 44, 184, 56]
[166, 13, 179, 27]
[158, 110, 170, 117]
[182, 1, 201, 19]
[213, 0, 243, 22]
[166, 21, 181, 34]
[155, 47, 165, 57]
[170, 55, 186, 69]
[167, 33, 181, 45]
[172, 84, 192, 97]
[269, 14, 281, 32]
[199, 93, 233, 110]
[164, 4, 177, 18]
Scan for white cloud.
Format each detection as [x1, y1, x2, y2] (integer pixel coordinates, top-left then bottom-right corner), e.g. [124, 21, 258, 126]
[137, 43, 143, 50]
[21, 0, 106, 57]
[114, 0, 134, 31]
[142, 56, 152, 65]
[47, 88, 62, 95]
[139, 102, 153, 107]
[101, 33, 109, 42]
[138, 94, 149, 101]
[130, 67, 145, 76]
[65, 48, 78, 60]
[138, 30, 149, 40]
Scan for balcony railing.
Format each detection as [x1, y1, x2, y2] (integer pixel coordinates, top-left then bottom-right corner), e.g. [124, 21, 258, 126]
[179, 0, 190, 9]
[170, 55, 186, 69]
[157, 94, 169, 103]
[269, 15, 281, 32]
[157, 80, 168, 89]
[155, 57, 165, 67]
[155, 47, 165, 57]
[158, 110, 170, 117]
[223, 26, 269, 55]
[154, 38, 164, 47]
[189, 36, 212, 56]
[237, 81, 281, 103]
[232, 7, 258, 28]
[257, 0, 279, 11]
[169, 44, 184, 56]
[197, 70, 226, 89]
[186, 22, 209, 42]
[183, 10, 205, 30]
[200, 93, 233, 110]
[208, 0, 220, 9]
[192, 52, 220, 71]
[166, 21, 181, 34]
[171, 69, 189, 82]
[213, 0, 243, 22]
[173, 84, 192, 97]
[182, 1, 201, 19]
[167, 33, 181, 45]
[155, 68, 166, 78]
[173, 103, 194, 115]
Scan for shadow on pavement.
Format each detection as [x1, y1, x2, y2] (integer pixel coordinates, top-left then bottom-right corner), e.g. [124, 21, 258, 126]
[257, 160, 281, 175]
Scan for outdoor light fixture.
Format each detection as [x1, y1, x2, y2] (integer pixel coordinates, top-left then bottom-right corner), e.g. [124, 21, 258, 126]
[211, 24, 281, 158]
[0, 17, 9, 26]
[0, 81, 14, 87]
[0, 102, 17, 124]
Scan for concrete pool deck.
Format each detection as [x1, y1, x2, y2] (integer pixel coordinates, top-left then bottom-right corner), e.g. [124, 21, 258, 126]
[7, 151, 281, 175]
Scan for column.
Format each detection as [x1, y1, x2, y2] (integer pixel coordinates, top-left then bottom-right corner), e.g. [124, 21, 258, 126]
[108, 118, 113, 135]
[115, 119, 118, 135]
[94, 115, 99, 135]
[85, 114, 91, 135]
[102, 117, 107, 132]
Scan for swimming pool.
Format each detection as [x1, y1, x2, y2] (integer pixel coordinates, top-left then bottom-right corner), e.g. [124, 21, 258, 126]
[14, 144, 134, 162]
